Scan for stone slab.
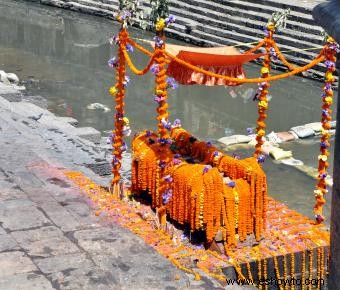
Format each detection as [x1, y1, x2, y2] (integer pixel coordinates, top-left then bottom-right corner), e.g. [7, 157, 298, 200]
[0, 204, 52, 231]
[34, 253, 94, 274]
[57, 116, 78, 126]
[47, 267, 118, 290]
[0, 273, 55, 290]
[11, 226, 80, 258]
[0, 251, 37, 277]
[0, 234, 20, 252]
[73, 126, 101, 143]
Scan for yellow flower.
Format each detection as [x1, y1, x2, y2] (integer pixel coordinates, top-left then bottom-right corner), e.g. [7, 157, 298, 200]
[267, 22, 275, 30]
[327, 36, 335, 43]
[122, 117, 130, 126]
[156, 18, 166, 31]
[261, 67, 269, 74]
[318, 155, 328, 162]
[257, 129, 265, 137]
[155, 89, 164, 95]
[325, 97, 333, 105]
[258, 100, 268, 109]
[109, 86, 118, 96]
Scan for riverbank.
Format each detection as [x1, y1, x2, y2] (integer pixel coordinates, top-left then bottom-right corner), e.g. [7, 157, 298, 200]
[30, 0, 328, 80]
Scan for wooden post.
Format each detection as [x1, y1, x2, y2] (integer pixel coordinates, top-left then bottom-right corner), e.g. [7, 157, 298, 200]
[313, 1, 340, 288]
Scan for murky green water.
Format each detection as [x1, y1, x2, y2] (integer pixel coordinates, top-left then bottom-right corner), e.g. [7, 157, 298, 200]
[0, 0, 336, 221]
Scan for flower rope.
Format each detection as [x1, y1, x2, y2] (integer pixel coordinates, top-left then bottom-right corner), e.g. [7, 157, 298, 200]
[163, 49, 324, 84]
[244, 39, 265, 54]
[254, 23, 273, 160]
[110, 28, 128, 192]
[122, 48, 157, 75]
[314, 36, 338, 224]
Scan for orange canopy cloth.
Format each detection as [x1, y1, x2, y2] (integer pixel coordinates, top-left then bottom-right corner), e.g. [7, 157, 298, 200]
[162, 43, 264, 86]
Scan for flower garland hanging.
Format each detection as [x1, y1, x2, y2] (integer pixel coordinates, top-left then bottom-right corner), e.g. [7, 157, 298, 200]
[110, 27, 130, 195]
[314, 36, 338, 224]
[254, 22, 273, 162]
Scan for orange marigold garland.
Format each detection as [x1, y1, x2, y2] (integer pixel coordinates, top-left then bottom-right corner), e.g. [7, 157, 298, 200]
[314, 36, 338, 224]
[254, 22, 273, 161]
[110, 28, 130, 195]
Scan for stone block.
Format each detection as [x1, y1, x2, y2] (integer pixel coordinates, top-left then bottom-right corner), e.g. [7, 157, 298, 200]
[0, 251, 37, 277]
[0, 202, 51, 231]
[0, 234, 19, 252]
[34, 253, 93, 274]
[47, 266, 117, 290]
[73, 127, 101, 143]
[38, 201, 87, 232]
[11, 226, 80, 257]
[57, 116, 78, 126]
[0, 273, 54, 290]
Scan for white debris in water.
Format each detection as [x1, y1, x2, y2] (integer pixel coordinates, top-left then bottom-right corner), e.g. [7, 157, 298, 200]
[86, 103, 111, 112]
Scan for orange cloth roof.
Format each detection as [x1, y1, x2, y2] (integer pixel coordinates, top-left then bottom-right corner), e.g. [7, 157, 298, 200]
[147, 41, 264, 86]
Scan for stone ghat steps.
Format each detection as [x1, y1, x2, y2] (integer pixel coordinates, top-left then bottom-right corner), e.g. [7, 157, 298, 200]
[40, 0, 328, 79]
[166, 22, 325, 80]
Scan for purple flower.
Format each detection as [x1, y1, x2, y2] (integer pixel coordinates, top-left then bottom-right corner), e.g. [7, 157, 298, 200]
[269, 47, 278, 60]
[172, 119, 181, 128]
[162, 189, 173, 204]
[173, 158, 181, 165]
[158, 160, 166, 169]
[232, 153, 240, 160]
[163, 175, 173, 183]
[145, 130, 152, 137]
[123, 76, 130, 87]
[174, 153, 181, 158]
[322, 110, 329, 117]
[257, 154, 266, 163]
[165, 15, 176, 26]
[315, 214, 324, 223]
[161, 118, 172, 130]
[154, 95, 165, 103]
[106, 133, 115, 144]
[109, 35, 119, 45]
[153, 36, 164, 48]
[325, 60, 335, 69]
[324, 83, 332, 91]
[166, 77, 178, 89]
[320, 141, 328, 149]
[126, 44, 133, 52]
[328, 43, 340, 53]
[158, 138, 170, 145]
[206, 141, 212, 147]
[112, 156, 119, 165]
[246, 128, 254, 135]
[213, 151, 219, 157]
[121, 142, 127, 152]
[150, 64, 159, 75]
[227, 181, 236, 187]
[319, 172, 327, 179]
[107, 57, 119, 68]
[203, 165, 211, 173]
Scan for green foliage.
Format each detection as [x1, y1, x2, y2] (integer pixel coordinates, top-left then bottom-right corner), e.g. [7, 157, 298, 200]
[149, 0, 169, 23]
[268, 8, 290, 30]
[117, 0, 147, 29]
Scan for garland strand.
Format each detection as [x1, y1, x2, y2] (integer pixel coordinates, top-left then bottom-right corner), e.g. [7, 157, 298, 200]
[254, 24, 273, 159]
[111, 28, 128, 188]
[314, 36, 338, 224]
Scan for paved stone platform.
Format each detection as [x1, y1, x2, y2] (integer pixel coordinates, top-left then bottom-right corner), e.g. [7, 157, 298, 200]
[0, 85, 250, 289]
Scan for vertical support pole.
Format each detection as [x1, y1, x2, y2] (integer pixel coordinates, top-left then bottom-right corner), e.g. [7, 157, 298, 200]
[329, 51, 340, 290]
[314, 38, 337, 224]
[154, 22, 170, 222]
[110, 28, 128, 196]
[254, 23, 273, 161]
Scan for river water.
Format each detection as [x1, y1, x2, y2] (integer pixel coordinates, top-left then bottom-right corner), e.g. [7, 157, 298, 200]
[0, 0, 336, 222]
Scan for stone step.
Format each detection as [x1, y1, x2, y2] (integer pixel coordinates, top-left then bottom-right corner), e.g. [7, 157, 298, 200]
[169, 2, 324, 45]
